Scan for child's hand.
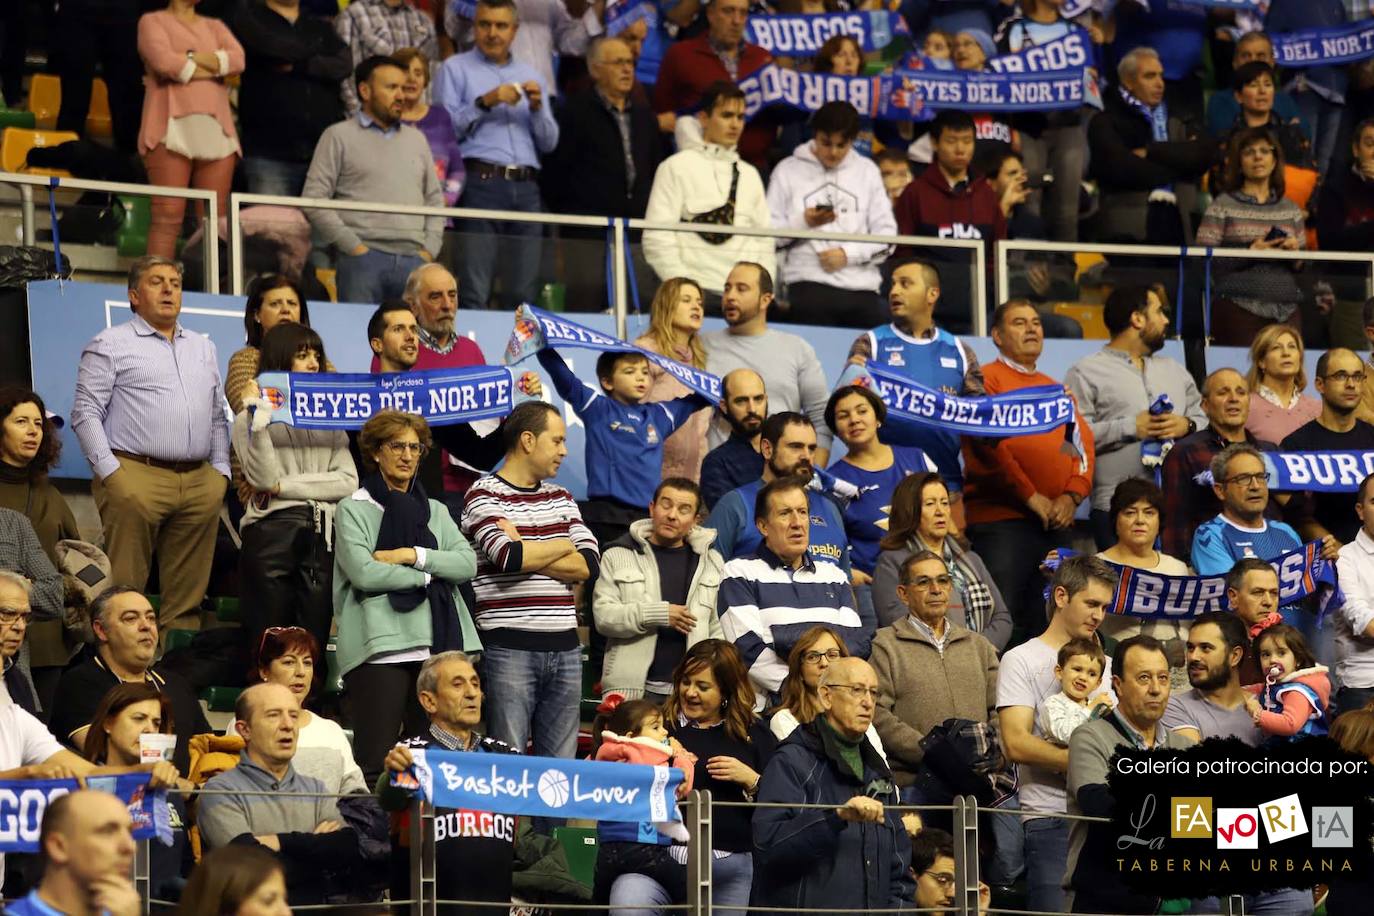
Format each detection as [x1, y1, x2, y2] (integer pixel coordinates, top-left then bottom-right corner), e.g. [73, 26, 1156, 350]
[1090, 695, 1114, 710]
[668, 737, 687, 758]
[1244, 695, 1262, 722]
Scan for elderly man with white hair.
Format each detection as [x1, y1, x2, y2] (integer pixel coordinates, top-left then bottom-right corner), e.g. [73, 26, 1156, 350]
[0, 509, 65, 712]
[1086, 46, 1213, 244]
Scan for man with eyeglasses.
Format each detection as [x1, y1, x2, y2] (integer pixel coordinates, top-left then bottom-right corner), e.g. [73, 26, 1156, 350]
[1064, 635, 1194, 914]
[754, 656, 916, 911]
[1282, 348, 1374, 550]
[911, 826, 992, 914]
[0, 568, 41, 714]
[0, 508, 65, 713]
[1192, 442, 1301, 577]
[870, 551, 1000, 790]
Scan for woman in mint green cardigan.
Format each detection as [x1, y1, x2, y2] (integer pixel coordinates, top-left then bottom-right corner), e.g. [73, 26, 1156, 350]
[333, 410, 482, 781]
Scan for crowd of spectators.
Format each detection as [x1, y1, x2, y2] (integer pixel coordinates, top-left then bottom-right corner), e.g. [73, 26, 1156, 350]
[6, 0, 1374, 913]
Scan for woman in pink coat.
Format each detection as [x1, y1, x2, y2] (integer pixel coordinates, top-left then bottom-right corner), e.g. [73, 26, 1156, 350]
[137, 0, 245, 258]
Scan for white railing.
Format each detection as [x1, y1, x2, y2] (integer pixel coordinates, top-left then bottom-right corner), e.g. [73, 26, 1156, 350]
[1, 171, 220, 293]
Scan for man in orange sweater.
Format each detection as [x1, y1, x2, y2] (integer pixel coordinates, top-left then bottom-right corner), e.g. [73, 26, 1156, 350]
[963, 300, 1095, 645]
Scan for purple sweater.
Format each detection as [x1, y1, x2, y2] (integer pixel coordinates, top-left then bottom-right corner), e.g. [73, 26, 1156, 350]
[406, 104, 464, 206]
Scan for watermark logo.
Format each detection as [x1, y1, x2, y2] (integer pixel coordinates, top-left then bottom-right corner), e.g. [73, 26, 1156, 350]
[1259, 793, 1308, 845]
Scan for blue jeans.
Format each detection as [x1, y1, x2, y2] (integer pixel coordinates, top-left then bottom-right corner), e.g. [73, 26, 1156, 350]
[335, 249, 424, 305]
[607, 852, 752, 916]
[986, 793, 1027, 886]
[712, 851, 752, 915]
[1024, 816, 1069, 914]
[1189, 888, 1314, 914]
[455, 173, 544, 311]
[242, 156, 309, 197]
[480, 645, 581, 760]
[1293, 88, 1343, 177]
[1335, 685, 1374, 719]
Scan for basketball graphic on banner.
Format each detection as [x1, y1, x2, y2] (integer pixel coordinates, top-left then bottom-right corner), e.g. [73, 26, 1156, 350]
[538, 769, 571, 808]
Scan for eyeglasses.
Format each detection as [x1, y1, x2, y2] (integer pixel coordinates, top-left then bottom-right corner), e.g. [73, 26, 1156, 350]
[802, 649, 842, 664]
[384, 441, 429, 457]
[1241, 146, 1276, 158]
[824, 683, 879, 700]
[1323, 371, 1367, 385]
[257, 626, 311, 659]
[0, 607, 32, 627]
[922, 871, 957, 889]
[1223, 472, 1270, 487]
[904, 575, 953, 590]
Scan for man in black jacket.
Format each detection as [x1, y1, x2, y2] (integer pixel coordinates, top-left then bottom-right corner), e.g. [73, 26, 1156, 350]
[1087, 47, 1212, 245]
[545, 35, 663, 311]
[52, 0, 153, 153]
[231, 0, 353, 196]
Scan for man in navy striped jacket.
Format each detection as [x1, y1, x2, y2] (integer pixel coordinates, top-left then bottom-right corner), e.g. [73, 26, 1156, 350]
[717, 475, 874, 708]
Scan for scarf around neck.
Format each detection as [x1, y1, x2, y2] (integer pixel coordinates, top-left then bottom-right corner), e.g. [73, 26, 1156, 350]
[361, 472, 462, 655]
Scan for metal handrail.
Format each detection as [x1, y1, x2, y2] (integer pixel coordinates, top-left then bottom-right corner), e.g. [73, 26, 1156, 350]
[0, 170, 220, 293]
[995, 237, 1374, 309]
[226, 191, 991, 335]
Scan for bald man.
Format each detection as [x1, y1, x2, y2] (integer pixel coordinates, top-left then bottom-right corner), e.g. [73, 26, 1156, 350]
[753, 657, 914, 910]
[1283, 348, 1374, 550]
[1159, 367, 1279, 558]
[699, 369, 767, 510]
[198, 683, 362, 905]
[5, 790, 140, 916]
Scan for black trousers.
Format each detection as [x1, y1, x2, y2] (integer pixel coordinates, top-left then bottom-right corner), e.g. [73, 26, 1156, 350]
[593, 841, 687, 912]
[238, 507, 334, 659]
[344, 661, 429, 785]
[0, 0, 29, 108]
[774, 281, 886, 329]
[53, 13, 143, 153]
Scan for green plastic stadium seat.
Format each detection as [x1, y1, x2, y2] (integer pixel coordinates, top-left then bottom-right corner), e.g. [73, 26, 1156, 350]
[552, 826, 597, 889]
[163, 629, 196, 654]
[200, 685, 242, 713]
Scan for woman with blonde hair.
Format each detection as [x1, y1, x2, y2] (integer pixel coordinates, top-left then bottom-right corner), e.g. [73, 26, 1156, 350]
[1244, 323, 1320, 444]
[633, 277, 711, 480]
[333, 410, 481, 782]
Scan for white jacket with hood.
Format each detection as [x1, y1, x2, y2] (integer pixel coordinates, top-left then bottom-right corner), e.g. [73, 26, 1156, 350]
[593, 518, 724, 699]
[642, 140, 775, 295]
[765, 141, 895, 291]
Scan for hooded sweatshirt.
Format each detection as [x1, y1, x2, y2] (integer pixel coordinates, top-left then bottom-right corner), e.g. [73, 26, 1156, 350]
[1250, 664, 1331, 740]
[642, 141, 774, 294]
[765, 142, 896, 292]
[893, 162, 1006, 244]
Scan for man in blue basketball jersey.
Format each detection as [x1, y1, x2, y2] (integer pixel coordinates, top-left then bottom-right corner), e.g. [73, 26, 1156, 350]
[847, 257, 983, 510]
[1193, 443, 1301, 576]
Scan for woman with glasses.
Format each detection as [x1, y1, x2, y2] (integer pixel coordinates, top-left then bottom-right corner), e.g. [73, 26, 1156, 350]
[1197, 126, 1308, 347]
[0, 385, 80, 713]
[233, 323, 356, 656]
[872, 472, 1011, 649]
[1244, 323, 1321, 445]
[767, 624, 887, 754]
[334, 410, 482, 781]
[869, 550, 1000, 794]
[664, 640, 777, 914]
[252, 625, 366, 795]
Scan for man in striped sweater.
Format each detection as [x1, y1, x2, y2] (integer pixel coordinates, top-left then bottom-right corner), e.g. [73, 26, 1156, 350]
[460, 402, 599, 760]
[717, 476, 870, 708]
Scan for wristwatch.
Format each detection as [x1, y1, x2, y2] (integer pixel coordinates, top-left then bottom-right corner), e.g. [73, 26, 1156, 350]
[476, 95, 492, 112]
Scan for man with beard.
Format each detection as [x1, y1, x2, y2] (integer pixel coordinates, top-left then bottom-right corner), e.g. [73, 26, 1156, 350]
[1283, 348, 1374, 551]
[303, 55, 443, 304]
[1066, 285, 1204, 548]
[719, 479, 868, 703]
[1162, 612, 1314, 914]
[1064, 636, 1195, 914]
[699, 369, 767, 511]
[847, 258, 983, 519]
[702, 263, 830, 463]
[704, 413, 850, 575]
[1164, 611, 1262, 743]
[1159, 368, 1280, 559]
[963, 300, 1094, 640]
[370, 264, 541, 508]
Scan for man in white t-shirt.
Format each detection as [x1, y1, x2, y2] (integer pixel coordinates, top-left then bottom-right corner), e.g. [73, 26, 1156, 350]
[994, 554, 1117, 914]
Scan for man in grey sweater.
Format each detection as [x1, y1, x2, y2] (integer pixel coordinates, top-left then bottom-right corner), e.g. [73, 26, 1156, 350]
[702, 262, 832, 463]
[198, 683, 363, 905]
[303, 54, 444, 304]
